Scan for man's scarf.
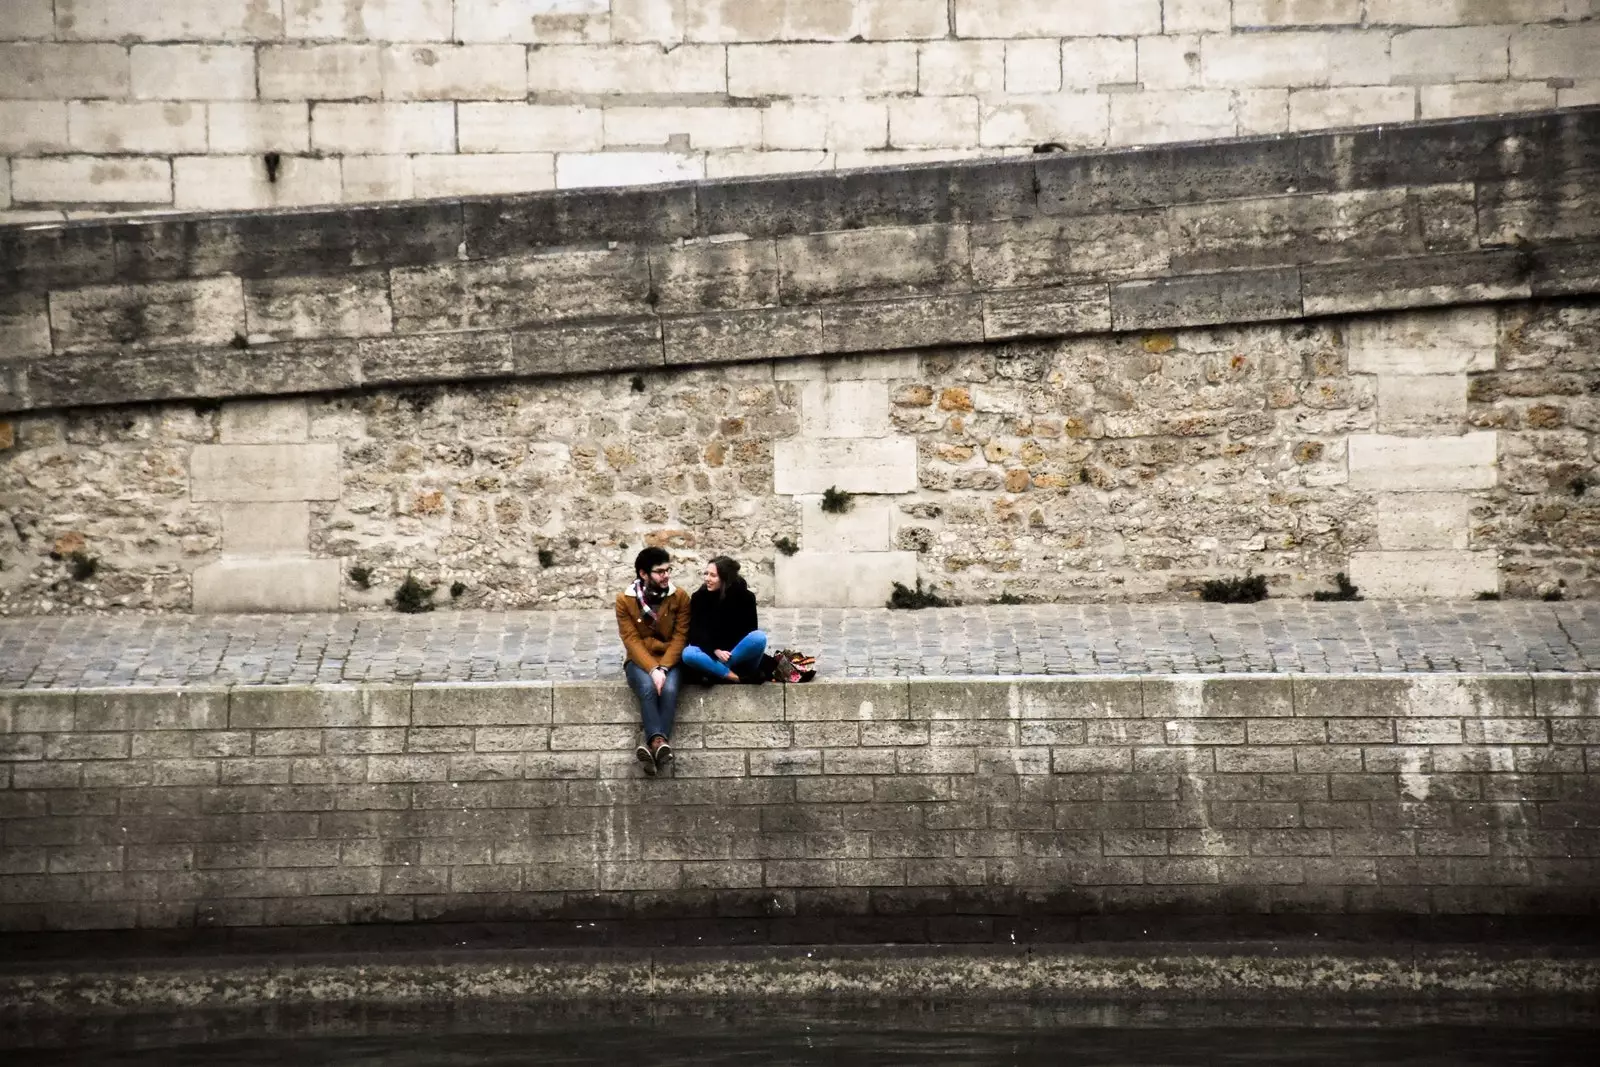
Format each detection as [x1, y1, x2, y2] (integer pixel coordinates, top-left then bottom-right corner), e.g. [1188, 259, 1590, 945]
[628, 578, 675, 623]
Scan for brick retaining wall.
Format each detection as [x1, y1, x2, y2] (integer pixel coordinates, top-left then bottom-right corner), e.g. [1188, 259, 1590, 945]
[3, 675, 1597, 935]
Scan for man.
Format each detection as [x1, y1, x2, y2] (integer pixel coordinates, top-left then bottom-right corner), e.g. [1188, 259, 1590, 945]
[614, 547, 689, 776]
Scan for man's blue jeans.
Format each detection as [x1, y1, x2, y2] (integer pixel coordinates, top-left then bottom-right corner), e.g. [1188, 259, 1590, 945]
[624, 662, 681, 742]
[682, 631, 768, 681]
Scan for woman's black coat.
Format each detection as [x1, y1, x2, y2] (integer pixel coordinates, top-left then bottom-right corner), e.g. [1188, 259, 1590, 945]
[687, 586, 759, 653]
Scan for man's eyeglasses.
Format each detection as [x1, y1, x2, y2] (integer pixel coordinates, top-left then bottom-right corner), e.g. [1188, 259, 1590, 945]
[649, 566, 672, 575]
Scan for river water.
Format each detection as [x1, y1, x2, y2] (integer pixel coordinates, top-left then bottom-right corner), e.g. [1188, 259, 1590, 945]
[6, 999, 1595, 1065]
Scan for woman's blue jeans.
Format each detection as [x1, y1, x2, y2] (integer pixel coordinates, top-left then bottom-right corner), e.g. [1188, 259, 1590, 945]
[623, 662, 681, 742]
[682, 631, 768, 681]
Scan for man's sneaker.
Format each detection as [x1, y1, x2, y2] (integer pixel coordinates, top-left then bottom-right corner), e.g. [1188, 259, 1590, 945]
[636, 744, 657, 776]
[654, 741, 673, 768]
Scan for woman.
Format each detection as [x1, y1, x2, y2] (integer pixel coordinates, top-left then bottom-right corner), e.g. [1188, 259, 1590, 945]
[682, 556, 767, 683]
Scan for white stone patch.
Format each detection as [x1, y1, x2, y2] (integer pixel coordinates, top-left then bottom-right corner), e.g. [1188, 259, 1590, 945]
[774, 550, 917, 607]
[774, 438, 918, 495]
[1347, 432, 1497, 491]
[800, 495, 892, 552]
[1348, 550, 1499, 598]
[1376, 493, 1471, 551]
[799, 379, 890, 438]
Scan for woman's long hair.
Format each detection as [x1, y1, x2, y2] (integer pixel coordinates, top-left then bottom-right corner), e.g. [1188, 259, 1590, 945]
[708, 556, 748, 600]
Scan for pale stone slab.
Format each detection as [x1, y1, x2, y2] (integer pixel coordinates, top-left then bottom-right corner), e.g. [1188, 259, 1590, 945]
[955, 0, 1162, 36]
[918, 40, 1005, 96]
[220, 502, 312, 556]
[244, 271, 393, 344]
[775, 551, 919, 608]
[980, 93, 1109, 148]
[311, 103, 456, 155]
[1111, 91, 1235, 145]
[800, 496, 893, 553]
[459, 104, 603, 153]
[378, 44, 527, 100]
[220, 400, 311, 445]
[50, 277, 243, 355]
[207, 103, 312, 154]
[1288, 86, 1417, 132]
[411, 154, 557, 197]
[456, 0, 610, 42]
[0, 43, 130, 99]
[1377, 374, 1467, 434]
[527, 44, 726, 94]
[174, 156, 343, 211]
[1347, 432, 1497, 491]
[1346, 307, 1497, 374]
[259, 45, 382, 100]
[729, 43, 918, 97]
[131, 45, 258, 101]
[1391, 26, 1514, 84]
[0, 102, 68, 153]
[799, 380, 891, 439]
[284, 0, 453, 40]
[191, 443, 341, 503]
[11, 157, 171, 205]
[58, 0, 286, 40]
[774, 438, 918, 495]
[555, 152, 704, 189]
[192, 558, 341, 613]
[1376, 494, 1472, 551]
[1348, 551, 1500, 599]
[67, 102, 207, 155]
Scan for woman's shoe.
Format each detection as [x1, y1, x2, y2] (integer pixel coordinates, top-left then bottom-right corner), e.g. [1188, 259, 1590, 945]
[636, 743, 657, 777]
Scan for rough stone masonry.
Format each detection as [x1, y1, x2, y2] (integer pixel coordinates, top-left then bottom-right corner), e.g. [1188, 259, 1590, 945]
[0, 108, 1597, 613]
[0, 2, 1598, 219]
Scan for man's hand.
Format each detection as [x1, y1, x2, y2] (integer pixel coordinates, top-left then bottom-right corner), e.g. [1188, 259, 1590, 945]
[714, 650, 732, 663]
[651, 666, 666, 694]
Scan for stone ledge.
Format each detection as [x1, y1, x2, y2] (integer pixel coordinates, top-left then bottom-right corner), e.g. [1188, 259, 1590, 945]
[0, 108, 1596, 415]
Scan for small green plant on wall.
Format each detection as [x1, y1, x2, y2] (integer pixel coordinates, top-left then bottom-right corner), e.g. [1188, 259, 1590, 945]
[888, 579, 951, 610]
[820, 486, 854, 514]
[1199, 573, 1268, 604]
[348, 565, 372, 590]
[394, 573, 437, 614]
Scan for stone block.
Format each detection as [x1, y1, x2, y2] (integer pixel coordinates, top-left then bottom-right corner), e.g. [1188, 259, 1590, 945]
[786, 680, 910, 722]
[1477, 174, 1600, 246]
[776, 224, 970, 306]
[983, 284, 1111, 340]
[411, 155, 557, 198]
[1348, 551, 1500, 598]
[5, 0, 53, 37]
[1288, 87, 1419, 133]
[284, 0, 453, 39]
[799, 380, 891, 439]
[820, 296, 984, 354]
[1110, 91, 1236, 146]
[651, 239, 780, 314]
[1372, 0, 1574, 24]
[912, 679, 1143, 721]
[458, 104, 604, 153]
[1391, 27, 1512, 84]
[1377, 375, 1467, 434]
[1234, 1, 1363, 25]
[555, 152, 705, 189]
[50, 277, 243, 355]
[1036, 138, 1303, 218]
[1533, 676, 1600, 718]
[130, 44, 257, 100]
[219, 400, 311, 444]
[66, 102, 208, 155]
[220, 502, 311, 556]
[1406, 675, 1534, 720]
[1110, 268, 1303, 331]
[341, 155, 414, 201]
[1005, 40, 1062, 94]
[244, 272, 393, 345]
[1301, 250, 1531, 316]
[512, 319, 660, 376]
[528, 44, 726, 94]
[774, 551, 918, 608]
[392, 248, 650, 333]
[378, 44, 527, 100]
[259, 45, 383, 100]
[605, 105, 763, 151]
[1171, 189, 1426, 274]
[311, 103, 456, 154]
[1511, 22, 1600, 80]
[888, 96, 981, 150]
[74, 689, 229, 732]
[972, 213, 1168, 290]
[11, 158, 171, 206]
[662, 308, 822, 366]
[415, 684, 553, 727]
[676, 683, 787, 725]
[1420, 82, 1558, 121]
[729, 43, 917, 97]
[191, 443, 342, 502]
[1347, 307, 1497, 375]
[192, 558, 342, 613]
[1144, 677, 1295, 719]
[1347, 432, 1497, 491]
[0, 293, 51, 361]
[456, 0, 611, 42]
[0, 102, 68, 154]
[0, 690, 75, 733]
[774, 437, 918, 495]
[980, 94, 1109, 149]
[954, 0, 1161, 36]
[1061, 37, 1137, 89]
[0, 43, 131, 99]
[800, 495, 893, 553]
[918, 41, 1005, 96]
[173, 156, 343, 212]
[60, 0, 285, 39]
[1376, 494, 1472, 551]
[206, 104, 311, 154]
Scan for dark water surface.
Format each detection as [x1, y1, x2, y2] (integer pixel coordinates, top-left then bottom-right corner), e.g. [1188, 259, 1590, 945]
[6, 999, 1596, 1065]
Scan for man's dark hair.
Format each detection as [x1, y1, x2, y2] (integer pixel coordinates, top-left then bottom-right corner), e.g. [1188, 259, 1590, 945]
[634, 547, 670, 578]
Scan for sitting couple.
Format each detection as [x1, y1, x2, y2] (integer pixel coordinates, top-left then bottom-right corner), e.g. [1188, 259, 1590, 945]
[613, 547, 767, 776]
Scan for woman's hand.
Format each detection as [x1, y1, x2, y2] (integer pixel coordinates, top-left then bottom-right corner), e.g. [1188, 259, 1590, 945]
[714, 650, 732, 663]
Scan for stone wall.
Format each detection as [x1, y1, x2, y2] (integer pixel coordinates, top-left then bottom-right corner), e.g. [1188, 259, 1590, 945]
[1, 675, 1596, 934]
[1, 1, 1597, 219]
[2, 299, 1597, 614]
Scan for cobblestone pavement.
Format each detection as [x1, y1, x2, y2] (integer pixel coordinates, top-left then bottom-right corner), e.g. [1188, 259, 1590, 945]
[1, 602, 1596, 689]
